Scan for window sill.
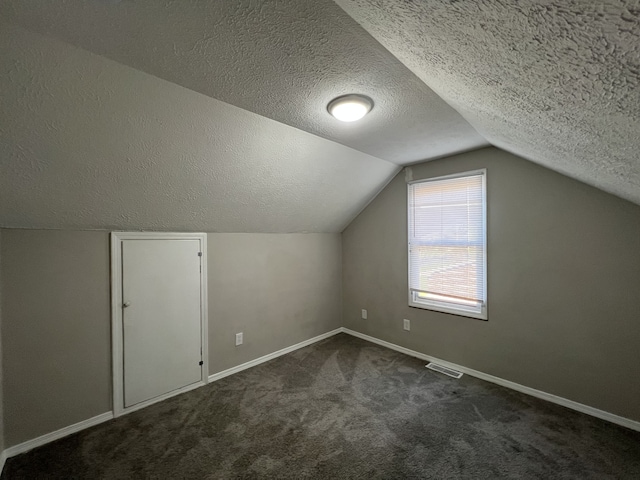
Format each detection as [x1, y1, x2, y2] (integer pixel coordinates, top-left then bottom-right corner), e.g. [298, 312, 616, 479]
[408, 300, 487, 321]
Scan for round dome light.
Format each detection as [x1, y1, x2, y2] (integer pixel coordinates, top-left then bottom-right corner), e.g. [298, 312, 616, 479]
[327, 94, 373, 122]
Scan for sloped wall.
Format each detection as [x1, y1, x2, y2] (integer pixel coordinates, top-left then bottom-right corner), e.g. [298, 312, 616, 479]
[342, 147, 640, 421]
[0, 23, 398, 234]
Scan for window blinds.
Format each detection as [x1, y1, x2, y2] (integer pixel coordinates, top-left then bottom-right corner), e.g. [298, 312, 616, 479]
[408, 171, 486, 314]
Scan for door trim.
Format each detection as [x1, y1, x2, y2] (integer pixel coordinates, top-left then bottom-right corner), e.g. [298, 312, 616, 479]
[110, 232, 209, 417]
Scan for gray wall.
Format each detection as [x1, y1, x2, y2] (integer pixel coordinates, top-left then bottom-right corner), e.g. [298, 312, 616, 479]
[0, 230, 341, 447]
[0, 230, 4, 453]
[208, 234, 342, 373]
[342, 147, 640, 421]
[0, 230, 112, 448]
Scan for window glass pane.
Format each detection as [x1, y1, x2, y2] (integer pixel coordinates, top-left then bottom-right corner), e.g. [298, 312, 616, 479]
[408, 171, 486, 318]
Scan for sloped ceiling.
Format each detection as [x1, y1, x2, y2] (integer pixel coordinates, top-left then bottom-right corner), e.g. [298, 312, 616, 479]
[0, 24, 398, 232]
[335, 0, 640, 205]
[2, 1, 638, 234]
[0, 0, 486, 164]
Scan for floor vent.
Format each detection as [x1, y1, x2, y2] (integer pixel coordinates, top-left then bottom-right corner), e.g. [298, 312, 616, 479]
[426, 362, 463, 379]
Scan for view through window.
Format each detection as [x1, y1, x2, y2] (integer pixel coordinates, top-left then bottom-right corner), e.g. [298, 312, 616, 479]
[408, 170, 487, 319]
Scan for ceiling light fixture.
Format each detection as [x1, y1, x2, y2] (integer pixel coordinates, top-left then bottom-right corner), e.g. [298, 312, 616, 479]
[327, 94, 373, 122]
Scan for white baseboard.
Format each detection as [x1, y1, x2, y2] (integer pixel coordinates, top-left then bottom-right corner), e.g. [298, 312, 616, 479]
[116, 380, 206, 418]
[343, 328, 640, 432]
[3, 325, 636, 478]
[3, 412, 114, 459]
[0, 328, 343, 475]
[209, 328, 343, 383]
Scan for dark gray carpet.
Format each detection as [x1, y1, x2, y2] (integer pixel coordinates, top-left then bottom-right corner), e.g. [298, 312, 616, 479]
[3, 333, 640, 479]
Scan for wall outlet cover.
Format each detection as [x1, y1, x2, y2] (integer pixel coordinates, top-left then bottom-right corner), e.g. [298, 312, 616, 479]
[361, 309, 368, 319]
[235, 332, 243, 346]
[403, 319, 410, 331]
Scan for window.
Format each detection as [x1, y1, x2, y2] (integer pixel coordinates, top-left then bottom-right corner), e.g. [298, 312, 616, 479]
[408, 170, 487, 319]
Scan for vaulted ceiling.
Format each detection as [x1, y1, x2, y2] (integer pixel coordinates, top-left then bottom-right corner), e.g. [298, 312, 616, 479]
[1, 1, 638, 232]
[336, 0, 640, 205]
[0, 0, 486, 164]
[0, 23, 397, 233]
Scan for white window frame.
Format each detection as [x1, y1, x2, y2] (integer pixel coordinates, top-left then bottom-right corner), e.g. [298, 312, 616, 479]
[407, 169, 487, 320]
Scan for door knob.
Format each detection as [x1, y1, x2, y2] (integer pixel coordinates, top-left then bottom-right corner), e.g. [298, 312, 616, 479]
[123, 302, 131, 308]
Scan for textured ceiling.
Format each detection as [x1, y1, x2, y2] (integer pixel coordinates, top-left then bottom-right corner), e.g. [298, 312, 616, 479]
[0, 0, 487, 164]
[335, 0, 640, 205]
[0, 24, 398, 232]
[4, 1, 636, 234]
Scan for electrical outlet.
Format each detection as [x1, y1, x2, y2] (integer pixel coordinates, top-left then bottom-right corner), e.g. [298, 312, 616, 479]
[361, 309, 368, 320]
[235, 332, 243, 346]
[403, 319, 410, 331]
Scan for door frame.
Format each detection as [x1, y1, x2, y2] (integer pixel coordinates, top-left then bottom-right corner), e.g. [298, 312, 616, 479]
[110, 231, 209, 417]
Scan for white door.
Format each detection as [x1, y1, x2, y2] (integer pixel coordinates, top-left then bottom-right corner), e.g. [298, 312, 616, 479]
[121, 239, 203, 407]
